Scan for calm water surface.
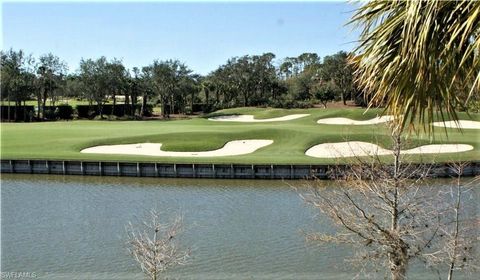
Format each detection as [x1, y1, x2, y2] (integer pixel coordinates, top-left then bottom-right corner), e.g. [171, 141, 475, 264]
[1, 174, 478, 279]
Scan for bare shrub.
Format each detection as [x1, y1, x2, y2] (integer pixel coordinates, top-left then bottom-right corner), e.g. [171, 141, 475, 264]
[299, 126, 478, 280]
[126, 210, 190, 280]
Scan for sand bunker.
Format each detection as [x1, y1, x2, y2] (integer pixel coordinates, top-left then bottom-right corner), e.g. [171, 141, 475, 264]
[208, 114, 310, 122]
[432, 120, 480, 129]
[305, 141, 474, 158]
[317, 115, 395, 125]
[81, 140, 273, 157]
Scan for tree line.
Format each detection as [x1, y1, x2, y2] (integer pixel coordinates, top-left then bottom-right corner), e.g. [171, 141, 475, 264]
[1, 49, 358, 121]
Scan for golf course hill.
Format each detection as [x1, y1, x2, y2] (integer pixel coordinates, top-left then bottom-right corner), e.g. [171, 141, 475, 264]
[1, 107, 479, 164]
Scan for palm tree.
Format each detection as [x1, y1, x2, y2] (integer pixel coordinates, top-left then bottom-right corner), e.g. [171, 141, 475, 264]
[350, 0, 479, 131]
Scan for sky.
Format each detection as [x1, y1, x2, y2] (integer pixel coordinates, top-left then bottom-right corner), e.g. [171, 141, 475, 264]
[2, 1, 359, 75]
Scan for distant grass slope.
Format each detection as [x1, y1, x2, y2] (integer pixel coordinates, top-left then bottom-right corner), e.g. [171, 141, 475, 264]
[1, 107, 479, 164]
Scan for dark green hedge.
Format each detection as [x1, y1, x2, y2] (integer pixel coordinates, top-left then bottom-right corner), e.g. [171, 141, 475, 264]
[0, 106, 35, 122]
[76, 104, 153, 119]
[42, 105, 74, 120]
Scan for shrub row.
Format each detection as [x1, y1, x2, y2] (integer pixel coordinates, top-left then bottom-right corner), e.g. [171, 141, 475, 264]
[76, 104, 153, 119]
[1, 104, 155, 121]
[42, 105, 74, 120]
[0, 106, 35, 122]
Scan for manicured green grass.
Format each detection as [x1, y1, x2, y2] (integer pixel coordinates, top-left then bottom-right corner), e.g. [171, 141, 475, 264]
[1, 107, 479, 164]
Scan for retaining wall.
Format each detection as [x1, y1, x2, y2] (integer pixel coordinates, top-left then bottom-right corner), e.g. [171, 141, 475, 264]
[1, 159, 479, 180]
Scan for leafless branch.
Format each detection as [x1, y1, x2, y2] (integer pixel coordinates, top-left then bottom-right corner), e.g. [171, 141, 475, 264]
[298, 124, 478, 280]
[125, 209, 190, 280]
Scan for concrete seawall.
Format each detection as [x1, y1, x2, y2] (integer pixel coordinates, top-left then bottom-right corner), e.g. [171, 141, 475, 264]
[1, 159, 479, 180]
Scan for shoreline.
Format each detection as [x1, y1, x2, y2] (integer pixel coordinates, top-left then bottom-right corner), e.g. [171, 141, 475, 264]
[2, 159, 479, 180]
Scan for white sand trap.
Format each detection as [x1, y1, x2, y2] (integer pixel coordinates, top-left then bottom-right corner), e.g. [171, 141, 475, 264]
[81, 140, 273, 157]
[317, 115, 395, 125]
[305, 141, 474, 158]
[432, 120, 480, 129]
[208, 114, 310, 122]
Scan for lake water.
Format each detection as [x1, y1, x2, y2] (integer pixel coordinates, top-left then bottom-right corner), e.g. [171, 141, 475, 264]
[1, 174, 478, 279]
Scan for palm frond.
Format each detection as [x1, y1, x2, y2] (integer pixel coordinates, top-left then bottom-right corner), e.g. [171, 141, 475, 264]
[350, 0, 480, 134]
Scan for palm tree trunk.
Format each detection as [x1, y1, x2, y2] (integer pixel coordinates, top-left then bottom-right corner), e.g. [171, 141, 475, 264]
[7, 93, 11, 122]
[98, 102, 104, 119]
[124, 93, 130, 116]
[23, 100, 27, 122]
[190, 91, 194, 115]
[243, 91, 248, 107]
[205, 89, 209, 107]
[141, 94, 147, 117]
[36, 94, 41, 119]
[130, 94, 136, 116]
[42, 88, 48, 120]
[112, 91, 116, 116]
[161, 96, 167, 118]
[14, 100, 18, 122]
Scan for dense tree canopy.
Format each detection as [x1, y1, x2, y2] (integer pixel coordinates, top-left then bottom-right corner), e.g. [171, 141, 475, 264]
[36, 53, 68, 115]
[1, 50, 36, 120]
[78, 57, 109, 115]
[1, 48, 364, 120]
[143, 59, 196, 117]
[204, 51, 354, 110]
[320, 51, 355, 105]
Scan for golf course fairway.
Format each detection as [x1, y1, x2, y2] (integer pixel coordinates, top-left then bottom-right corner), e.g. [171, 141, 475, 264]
[1, 107, 479, 164]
